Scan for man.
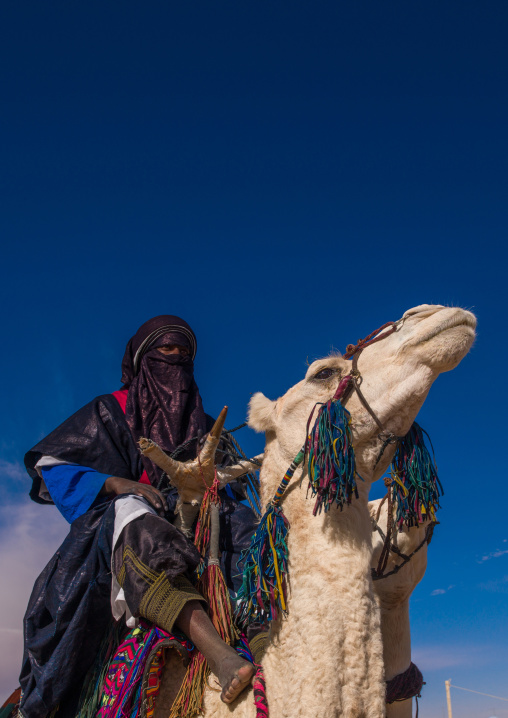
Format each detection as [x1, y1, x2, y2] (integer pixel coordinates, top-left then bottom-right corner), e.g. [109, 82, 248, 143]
[21, 315, 255, 718]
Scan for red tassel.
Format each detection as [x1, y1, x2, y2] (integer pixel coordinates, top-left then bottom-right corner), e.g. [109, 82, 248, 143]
[170, 477, 238, 716]
[168, 651, 209, 718]
[198, 563, 238, 646]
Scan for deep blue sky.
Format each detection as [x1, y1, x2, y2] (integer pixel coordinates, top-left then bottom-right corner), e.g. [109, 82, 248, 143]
[0, 2, 507, 714]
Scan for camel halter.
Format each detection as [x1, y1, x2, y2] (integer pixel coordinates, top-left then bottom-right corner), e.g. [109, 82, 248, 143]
[270, 319, 403, 514]
[236, 317, 443, 626]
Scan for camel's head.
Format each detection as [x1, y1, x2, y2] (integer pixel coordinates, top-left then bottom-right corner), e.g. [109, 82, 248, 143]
[249, 305, 476, 482]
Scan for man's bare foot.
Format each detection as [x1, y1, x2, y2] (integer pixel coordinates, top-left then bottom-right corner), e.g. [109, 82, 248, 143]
[174, 601, 255, 704]
[217, 654, 255, 704]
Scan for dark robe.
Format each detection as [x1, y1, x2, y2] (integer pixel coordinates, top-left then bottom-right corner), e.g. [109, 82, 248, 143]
[19, 501, 117, 718]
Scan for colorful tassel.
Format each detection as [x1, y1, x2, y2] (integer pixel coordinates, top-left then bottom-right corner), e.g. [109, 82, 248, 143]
[171, 550, 239, 717]
[171, 476, 239, 717]
[235, 503, 291, 627]
[198, 496, 238, 645]
[168, 651, 208, 718]
[390, 422, 443, 529]
[198, 562, 238, 645]
[193, 474, 220, 579]
[306, 376, 360, 515]
[235, 452, 304, 627]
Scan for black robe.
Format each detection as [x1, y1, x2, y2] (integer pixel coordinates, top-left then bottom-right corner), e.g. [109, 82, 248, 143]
[19, 501, 117, 718]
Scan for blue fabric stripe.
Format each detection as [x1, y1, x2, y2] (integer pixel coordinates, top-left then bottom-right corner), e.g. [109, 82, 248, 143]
[41, 464, 111, 524]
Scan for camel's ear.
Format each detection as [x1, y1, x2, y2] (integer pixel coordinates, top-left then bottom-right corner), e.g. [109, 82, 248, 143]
[248, 392, 277, 433]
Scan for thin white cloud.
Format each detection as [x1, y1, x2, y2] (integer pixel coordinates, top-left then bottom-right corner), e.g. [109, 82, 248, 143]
[0, 497, 68, 698]
[0, 459, 26, 484]
[478, 544, 508, 562]
[430, 584, 454, 596]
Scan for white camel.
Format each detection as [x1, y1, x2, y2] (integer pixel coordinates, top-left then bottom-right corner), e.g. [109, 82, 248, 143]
[154, 304, 476, 718]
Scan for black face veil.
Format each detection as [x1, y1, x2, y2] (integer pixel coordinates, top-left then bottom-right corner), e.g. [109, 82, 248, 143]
[122, 315, 207, 484]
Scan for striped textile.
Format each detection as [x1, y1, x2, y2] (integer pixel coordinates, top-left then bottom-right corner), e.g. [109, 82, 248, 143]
[97, 621, 193, 718]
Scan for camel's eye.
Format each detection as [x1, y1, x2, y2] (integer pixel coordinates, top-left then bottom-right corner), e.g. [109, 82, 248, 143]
[313, 367, 336, 381]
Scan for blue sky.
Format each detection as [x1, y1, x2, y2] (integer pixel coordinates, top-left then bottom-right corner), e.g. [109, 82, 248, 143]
[0, 1, 507, 714]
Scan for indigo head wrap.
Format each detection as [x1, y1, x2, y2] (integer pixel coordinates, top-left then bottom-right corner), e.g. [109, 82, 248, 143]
[122, 316, 207, 483]
[121, 315, 197, 386]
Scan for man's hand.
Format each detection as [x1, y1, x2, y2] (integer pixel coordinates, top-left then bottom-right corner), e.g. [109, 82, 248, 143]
[101, 476, 169, 516]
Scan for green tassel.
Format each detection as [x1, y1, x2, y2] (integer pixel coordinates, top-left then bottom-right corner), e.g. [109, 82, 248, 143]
[391, 422, 443, 529]
[236, 503, 290, 627]
[306, 384, 359, 515]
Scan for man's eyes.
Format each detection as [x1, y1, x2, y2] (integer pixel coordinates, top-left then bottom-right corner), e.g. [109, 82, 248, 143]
[160, 345, 189, 355]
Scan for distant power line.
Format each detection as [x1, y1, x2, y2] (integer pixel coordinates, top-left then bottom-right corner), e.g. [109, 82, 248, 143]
[451, 683, 508, 702]
[445, 680, 508, 718]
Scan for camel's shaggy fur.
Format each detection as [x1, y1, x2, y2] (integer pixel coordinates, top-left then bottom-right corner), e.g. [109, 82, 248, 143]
[157, 304, 476, 718]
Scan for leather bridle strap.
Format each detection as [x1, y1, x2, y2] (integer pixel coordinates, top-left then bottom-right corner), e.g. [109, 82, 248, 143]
[343, 321, 398, 360]
[350, 357, 385, 433]
[342, 321, 402, 455]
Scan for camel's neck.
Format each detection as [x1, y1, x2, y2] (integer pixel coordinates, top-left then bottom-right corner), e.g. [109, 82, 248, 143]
[257, 447, 386, 717]
[381, 602, 413, 718]
[381, 600, 411, 680]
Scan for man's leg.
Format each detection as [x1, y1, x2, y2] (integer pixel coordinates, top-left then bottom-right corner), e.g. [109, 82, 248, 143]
[114, 513, 254, 704]
[176, 600, 255, 704]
